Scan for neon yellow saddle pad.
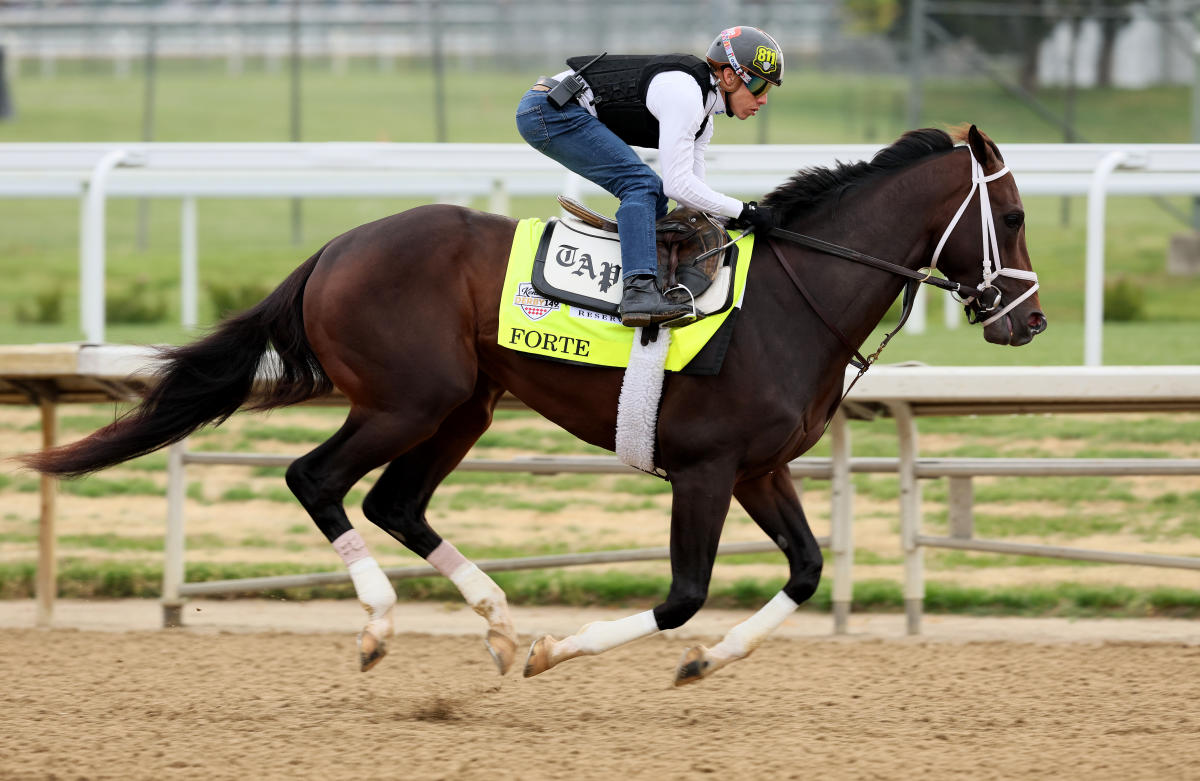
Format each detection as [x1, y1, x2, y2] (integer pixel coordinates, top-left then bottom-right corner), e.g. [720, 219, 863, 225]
[498, 218, 753, 371]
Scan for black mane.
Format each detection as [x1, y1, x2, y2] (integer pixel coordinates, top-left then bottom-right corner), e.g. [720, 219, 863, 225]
[762, 128, 957, 219]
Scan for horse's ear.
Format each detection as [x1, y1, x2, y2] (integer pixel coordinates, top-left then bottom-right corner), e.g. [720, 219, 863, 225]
[966, 125, 989, 165]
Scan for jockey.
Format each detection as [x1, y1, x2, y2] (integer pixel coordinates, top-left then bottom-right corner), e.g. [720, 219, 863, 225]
[516, 26, 784, 327]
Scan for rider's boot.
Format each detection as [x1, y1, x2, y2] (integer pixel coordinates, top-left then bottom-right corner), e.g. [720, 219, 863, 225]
[619, 274, 690, 327]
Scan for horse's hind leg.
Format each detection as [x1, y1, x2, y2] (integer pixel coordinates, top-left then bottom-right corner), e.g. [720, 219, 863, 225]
[675, 467, 823, 686]
[360, 380, 520, 674]
[286, 407, 448, 671]
[523, 463, 735, 678]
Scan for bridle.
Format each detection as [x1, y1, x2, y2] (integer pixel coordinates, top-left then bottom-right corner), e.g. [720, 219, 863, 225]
[768, 147, 1038, 328]
[929, 153, 1040, 326]
[745, 144, 1040, 405]
[757, 145, 1039, 371]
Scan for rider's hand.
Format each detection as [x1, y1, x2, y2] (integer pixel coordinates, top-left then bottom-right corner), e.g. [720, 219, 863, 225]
[733, 201, 777, 234]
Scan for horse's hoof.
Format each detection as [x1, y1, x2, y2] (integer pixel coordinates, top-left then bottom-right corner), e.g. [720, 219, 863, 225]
[674, 645, 713, 687]
[486, 628, 519, 676]
[523, 635, 558, 678]
[358, 628, 387, 673]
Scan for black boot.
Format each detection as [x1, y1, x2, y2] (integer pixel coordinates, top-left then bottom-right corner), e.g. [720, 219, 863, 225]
[619, 274, 690, 327]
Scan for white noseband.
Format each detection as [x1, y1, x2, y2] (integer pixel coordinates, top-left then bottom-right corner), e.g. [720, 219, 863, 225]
[929, 152, 1039, 327]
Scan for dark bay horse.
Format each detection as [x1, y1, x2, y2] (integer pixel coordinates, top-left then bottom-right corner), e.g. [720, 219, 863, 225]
[24, 126, 1045, 685]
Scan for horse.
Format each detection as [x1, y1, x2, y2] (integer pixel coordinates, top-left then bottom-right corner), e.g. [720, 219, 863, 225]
[23, 125, 1045, 686]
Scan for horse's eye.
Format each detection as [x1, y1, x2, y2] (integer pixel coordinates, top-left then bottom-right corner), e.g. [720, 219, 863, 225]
[1004, 212, 1024, 229]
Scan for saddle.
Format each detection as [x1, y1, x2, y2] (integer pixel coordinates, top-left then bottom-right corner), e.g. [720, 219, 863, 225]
[557, 196, 728, 303]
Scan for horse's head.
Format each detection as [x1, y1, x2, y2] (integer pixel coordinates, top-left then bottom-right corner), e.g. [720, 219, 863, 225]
[931, 126, 1047, 346]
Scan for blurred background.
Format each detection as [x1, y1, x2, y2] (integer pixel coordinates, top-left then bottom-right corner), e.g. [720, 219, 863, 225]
[0, 0, 1198, 358]
[1, 1, 1199, 618]
[2, 0, 1197, 144]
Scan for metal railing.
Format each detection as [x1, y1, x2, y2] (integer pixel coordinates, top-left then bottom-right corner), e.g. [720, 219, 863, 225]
[4, 141, 1200, 360]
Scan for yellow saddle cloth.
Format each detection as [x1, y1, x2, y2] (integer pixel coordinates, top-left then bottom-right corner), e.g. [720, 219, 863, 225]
[498, 218, 753, 371]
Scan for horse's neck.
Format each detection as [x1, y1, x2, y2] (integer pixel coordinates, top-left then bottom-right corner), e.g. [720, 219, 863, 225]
[750, 164, 949, 396]
[792, 169, 950, 350]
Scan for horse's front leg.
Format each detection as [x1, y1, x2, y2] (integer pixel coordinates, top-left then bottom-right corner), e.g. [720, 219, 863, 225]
[675, 467, 823, 685]
[524, 465, 734, 678]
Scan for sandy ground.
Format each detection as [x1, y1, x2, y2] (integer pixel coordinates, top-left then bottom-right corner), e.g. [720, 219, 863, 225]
[1, 599, 1199, 781]
[3, 408, 1200, 779]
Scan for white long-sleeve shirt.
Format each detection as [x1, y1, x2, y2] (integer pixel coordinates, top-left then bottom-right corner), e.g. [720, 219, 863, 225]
[551, 68, 744, 219]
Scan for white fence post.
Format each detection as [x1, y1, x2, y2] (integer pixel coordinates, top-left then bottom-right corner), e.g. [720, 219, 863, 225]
[943, 290, 960, 329]
[162, 439, 188, 628]
[890, 400, 923, 635]
[81, 149, 133, 344]
[180, 197, 198, 331]
[908, 284, 927, 334]
[829, 408, 854, 634]
[1084, 150, 1145, 366]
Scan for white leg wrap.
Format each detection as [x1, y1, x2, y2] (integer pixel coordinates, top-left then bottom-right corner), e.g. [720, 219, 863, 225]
[347, 557, 396, 622]
[556, 610, 659, 659]
[449, 562, 513, 629]
[708, 591, 798, 663]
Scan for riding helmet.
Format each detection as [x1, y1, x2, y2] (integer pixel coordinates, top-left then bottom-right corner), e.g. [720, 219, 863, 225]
[705, 26, 784, 95]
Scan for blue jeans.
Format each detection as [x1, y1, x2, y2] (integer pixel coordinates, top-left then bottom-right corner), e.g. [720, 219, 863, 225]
[516, 89, 668, 279]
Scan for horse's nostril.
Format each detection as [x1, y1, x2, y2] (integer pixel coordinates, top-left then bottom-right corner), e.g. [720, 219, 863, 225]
[1028, 311, 1047, 334]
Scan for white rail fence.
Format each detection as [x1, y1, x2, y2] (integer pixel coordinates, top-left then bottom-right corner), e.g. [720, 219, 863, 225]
[3, 142, 1200, 361]
[150, 363, 1200, 632]
[5, 346, 1197, 633]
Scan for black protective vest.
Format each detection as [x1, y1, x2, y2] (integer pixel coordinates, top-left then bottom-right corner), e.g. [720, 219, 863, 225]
[564, 53, 715, 149]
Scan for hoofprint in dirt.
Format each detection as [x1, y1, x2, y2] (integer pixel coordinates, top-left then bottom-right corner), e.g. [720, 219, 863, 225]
[1, 626, 1197, 781]
[2, 405, 1199, 591]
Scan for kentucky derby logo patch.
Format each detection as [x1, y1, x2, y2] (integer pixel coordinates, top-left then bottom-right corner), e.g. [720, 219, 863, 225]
[513, 281, 559, 321]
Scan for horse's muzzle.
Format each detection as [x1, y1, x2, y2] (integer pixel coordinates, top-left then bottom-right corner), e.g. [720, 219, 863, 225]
[983, 308, 1047, 346]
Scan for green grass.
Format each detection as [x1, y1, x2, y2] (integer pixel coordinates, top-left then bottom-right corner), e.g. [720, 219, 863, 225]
[431, 487, 571, 514]
[219, 484, 259, 503]
[2, 60, 1193, 146]
[58, 476, 162, 498]
[474, 427, 609, 455]
[241, 424, 338, 444]
[972, 510, 1128, 539]
[970, 476, 1137, 505]
[1, 63, 1199, 350]
[1, 559, 1196, 617]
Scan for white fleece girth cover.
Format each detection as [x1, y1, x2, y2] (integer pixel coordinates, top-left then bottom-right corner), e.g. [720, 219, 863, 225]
[615, 327, 672, 473]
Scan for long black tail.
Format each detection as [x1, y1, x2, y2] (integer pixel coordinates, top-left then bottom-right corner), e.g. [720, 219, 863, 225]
[23, 248, 332, 478]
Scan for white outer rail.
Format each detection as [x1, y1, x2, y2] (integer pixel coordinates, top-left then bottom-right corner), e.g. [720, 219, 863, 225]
[6, 346, 1199, 632]
[3, 142, 1200, 353]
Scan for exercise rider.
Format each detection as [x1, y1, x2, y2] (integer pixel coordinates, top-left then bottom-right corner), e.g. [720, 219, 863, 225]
[515, 26, 784, 326]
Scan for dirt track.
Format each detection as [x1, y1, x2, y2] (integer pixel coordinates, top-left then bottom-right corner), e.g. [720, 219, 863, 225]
[2, 605, 1199, 780]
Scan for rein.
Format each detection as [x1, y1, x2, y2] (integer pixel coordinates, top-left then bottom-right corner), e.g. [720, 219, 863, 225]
[760, 147, 1038, 401]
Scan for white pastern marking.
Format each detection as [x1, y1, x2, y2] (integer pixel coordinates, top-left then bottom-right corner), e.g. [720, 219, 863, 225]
[709, 591, 798, 663]
[557, 610, 659, 660]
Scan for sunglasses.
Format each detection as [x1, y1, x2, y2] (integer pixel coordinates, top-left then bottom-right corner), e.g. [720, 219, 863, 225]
[743, 74, 773, 97]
